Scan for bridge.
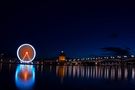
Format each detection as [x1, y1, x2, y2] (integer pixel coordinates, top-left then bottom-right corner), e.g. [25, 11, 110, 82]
[0, 55, 135, 66]
[36, 55, 135, 66]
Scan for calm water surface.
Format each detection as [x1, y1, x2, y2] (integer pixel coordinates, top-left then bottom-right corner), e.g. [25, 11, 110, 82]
[0, 63, 135, 90]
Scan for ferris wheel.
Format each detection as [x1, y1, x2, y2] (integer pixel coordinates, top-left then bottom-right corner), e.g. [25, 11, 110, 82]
[17, 44, 36, 63]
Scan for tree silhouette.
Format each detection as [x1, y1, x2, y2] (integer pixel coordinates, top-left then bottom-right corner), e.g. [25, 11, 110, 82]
[101, 47, 131, 56]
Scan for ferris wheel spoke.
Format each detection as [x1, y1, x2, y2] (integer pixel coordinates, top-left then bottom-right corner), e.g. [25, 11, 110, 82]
[22, 52, 31, 61]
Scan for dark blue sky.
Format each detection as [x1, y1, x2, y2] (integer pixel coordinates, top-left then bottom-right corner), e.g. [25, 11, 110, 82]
[0, 0, 135, 58]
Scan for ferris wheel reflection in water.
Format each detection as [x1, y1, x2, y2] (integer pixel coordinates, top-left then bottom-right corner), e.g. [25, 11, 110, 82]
[15, 65, 35, 90]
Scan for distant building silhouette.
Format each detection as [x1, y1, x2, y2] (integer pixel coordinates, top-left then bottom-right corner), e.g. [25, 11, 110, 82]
[58, 51, 66, 62]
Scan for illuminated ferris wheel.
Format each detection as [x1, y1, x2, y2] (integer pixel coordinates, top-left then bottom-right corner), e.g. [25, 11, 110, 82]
[17, 44, 36, 63]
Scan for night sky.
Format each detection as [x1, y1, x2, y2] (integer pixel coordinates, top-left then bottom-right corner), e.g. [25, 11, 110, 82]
[0, 0, 135, 58]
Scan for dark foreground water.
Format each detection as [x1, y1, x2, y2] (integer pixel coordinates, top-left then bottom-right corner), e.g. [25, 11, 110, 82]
[1, 64, 135, 90]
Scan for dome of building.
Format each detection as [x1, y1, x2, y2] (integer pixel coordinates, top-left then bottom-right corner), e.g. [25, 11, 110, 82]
[58, 51, 66, 62]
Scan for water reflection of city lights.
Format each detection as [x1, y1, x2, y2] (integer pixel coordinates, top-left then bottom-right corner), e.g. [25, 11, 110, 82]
[15, 65, 35, 90]
[55, 66, 135, 80]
